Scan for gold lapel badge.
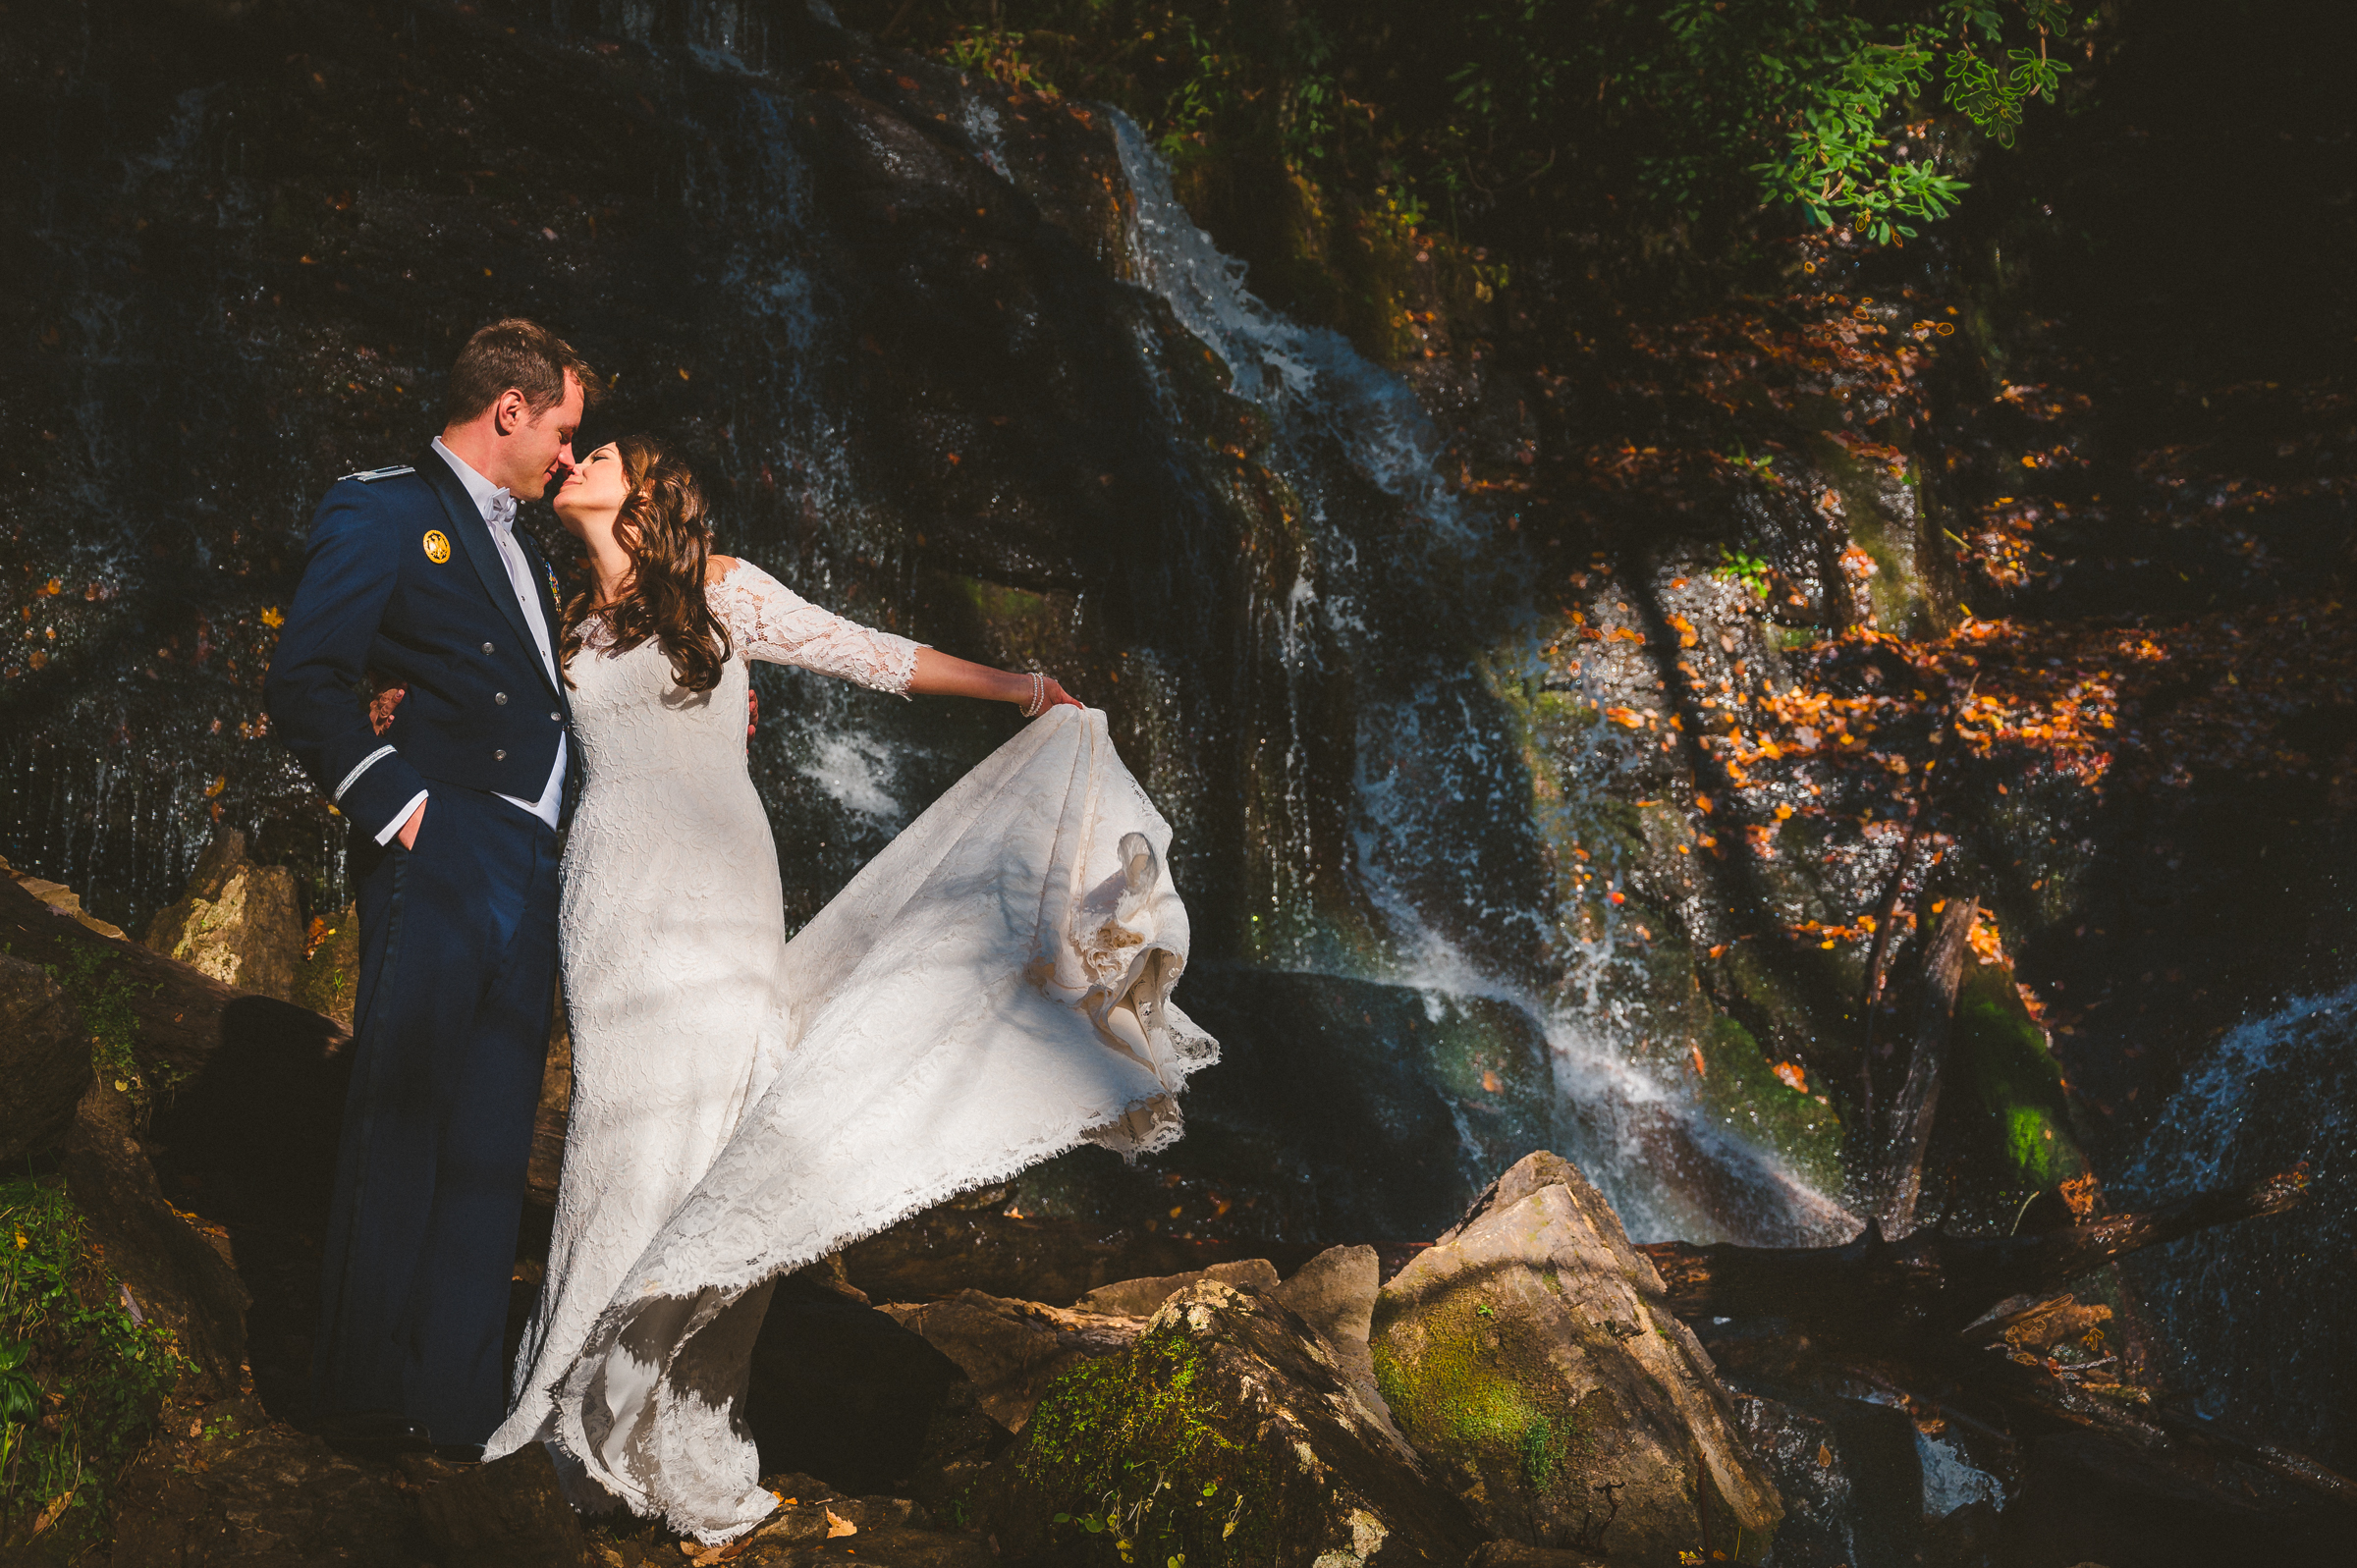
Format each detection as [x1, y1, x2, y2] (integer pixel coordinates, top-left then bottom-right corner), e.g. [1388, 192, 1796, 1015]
[422, 529, 452, 564]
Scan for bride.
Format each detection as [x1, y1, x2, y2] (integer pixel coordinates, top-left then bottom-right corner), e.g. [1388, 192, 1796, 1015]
[483, 434, 1214, 1541]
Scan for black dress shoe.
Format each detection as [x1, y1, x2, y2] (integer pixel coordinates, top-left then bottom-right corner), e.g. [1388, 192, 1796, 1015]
[316, 1410, 433, 1456]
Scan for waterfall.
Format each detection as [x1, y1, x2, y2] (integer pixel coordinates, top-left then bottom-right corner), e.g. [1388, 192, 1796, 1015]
[1108, 113, 1853, 1246]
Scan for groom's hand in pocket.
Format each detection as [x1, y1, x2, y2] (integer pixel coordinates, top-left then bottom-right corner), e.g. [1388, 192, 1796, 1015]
[395, 797, 426, 851]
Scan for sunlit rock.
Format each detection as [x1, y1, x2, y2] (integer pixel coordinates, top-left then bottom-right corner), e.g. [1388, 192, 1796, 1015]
[141, 829, 303, 1004]
[1371, 1153, 1781, 1563]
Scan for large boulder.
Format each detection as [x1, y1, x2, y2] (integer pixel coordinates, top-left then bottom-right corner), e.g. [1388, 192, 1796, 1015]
[881, 1290, 1144, 1433]
[971, 1279, 1481, 1567]
[142, 827, 304, 1002]
[0, 951, 90, 1161]
[1370, 1153, 1782, 1564]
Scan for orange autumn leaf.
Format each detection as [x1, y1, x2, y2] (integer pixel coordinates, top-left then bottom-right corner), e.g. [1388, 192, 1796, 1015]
[1773, 1061, 1808, 1094]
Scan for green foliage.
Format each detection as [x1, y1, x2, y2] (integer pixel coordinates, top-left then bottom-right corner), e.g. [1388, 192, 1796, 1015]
[1715, 547, 1772, 598]
[1942, 1, 2076, 147]
[1444, 0, 2077, 241]
[1, 1176, 187, 1552]
[944, 25, 1062, 98]
[41, 946, 147, 1094]
[1017, 1324, 1269, 1565]
[869, 1, 2082, 250]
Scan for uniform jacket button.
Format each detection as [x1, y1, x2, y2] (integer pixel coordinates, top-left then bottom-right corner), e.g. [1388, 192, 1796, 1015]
[550, 712, 562, 722]
[494, 748, 507, 761]
[482, 641, 496, 655]
[495, 692, 509, 705]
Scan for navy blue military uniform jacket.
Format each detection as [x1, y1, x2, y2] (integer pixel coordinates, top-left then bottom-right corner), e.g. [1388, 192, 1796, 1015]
[266, 451, 577, 838]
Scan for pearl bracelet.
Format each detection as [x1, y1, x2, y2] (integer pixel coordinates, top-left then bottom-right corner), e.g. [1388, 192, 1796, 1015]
[1021, 671, 1046, 718]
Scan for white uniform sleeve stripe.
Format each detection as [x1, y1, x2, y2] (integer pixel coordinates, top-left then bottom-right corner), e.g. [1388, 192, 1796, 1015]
[334, 745, 399, 802]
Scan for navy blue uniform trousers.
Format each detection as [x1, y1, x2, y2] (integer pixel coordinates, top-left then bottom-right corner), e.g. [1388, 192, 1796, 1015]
[312, 785, 560, 1444]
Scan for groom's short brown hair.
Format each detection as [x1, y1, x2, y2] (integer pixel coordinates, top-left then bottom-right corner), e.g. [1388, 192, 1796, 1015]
[445, 317, 599, 424]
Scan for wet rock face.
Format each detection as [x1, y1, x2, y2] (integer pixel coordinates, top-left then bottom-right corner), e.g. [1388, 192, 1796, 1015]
[142, 827, 304, 1002]
[0, 952, 90, 1162]
[1725, 1387, 1932, 1568]
[972, 1279, 1481, 1568]
[1370, 1153, 1781, 1564]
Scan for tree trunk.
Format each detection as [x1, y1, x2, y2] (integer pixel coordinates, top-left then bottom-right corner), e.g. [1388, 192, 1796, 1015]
[1637, 1168, 2311, 1341]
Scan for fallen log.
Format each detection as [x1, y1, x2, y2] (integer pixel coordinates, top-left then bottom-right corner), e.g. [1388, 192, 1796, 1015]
[0, 872, 345, 1091]
[1637, 1167, 2310, 1341]
[1877, 895, 1977, 1236]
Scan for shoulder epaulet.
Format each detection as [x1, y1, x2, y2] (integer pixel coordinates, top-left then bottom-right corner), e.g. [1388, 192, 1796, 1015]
[340, 464, 416, 483]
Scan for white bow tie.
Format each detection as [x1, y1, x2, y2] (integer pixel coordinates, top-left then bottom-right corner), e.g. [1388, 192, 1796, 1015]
[488, 490, 517, 530]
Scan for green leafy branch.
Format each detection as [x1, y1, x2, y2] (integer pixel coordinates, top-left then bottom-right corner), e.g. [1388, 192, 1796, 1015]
[1938, 0, 2075, 148]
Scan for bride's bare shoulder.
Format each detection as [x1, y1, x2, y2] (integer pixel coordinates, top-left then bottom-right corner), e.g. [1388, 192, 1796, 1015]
[705, 555, 741, 585]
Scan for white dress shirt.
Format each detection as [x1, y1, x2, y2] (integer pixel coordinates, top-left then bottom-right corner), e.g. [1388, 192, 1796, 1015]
[374, 440, 568, 842]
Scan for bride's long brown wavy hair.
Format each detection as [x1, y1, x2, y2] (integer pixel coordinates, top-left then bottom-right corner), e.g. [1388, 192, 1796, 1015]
[559, 434, 733, 692]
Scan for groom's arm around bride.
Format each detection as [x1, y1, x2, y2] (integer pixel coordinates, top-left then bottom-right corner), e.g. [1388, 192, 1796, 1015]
[264, 317, 595, 1459]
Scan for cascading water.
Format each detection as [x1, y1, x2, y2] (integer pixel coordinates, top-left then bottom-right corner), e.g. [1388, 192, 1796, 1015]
[1108, 112, 1853, 1246]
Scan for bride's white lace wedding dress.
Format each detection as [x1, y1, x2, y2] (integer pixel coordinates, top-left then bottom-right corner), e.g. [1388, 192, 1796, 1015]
[483, 561, 1213, 1541]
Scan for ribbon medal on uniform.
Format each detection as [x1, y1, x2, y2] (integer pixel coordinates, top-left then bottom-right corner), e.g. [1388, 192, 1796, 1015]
[422, 529, 452, 564]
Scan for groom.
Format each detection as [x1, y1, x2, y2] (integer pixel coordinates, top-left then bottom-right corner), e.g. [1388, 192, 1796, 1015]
[266, 318, 595, 1458]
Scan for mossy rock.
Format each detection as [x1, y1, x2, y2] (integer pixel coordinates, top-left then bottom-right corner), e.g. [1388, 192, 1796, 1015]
[968, 1280, 1479, 1567]
[1371, 1154, 1781, 1563]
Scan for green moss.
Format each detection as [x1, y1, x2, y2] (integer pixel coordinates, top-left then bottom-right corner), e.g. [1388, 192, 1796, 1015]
[1953, 966, 2086, 1192]
[1012, 1322, 1284, 1566]
[1, 1176, 188, 1554]
[1372, 1288, 1574, 1472]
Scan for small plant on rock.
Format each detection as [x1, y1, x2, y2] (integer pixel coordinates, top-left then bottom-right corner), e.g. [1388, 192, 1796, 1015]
[0, 1177, 187, 1553]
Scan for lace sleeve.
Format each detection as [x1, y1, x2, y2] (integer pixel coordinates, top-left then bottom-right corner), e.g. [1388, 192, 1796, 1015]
[707, 560, 925, 695]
